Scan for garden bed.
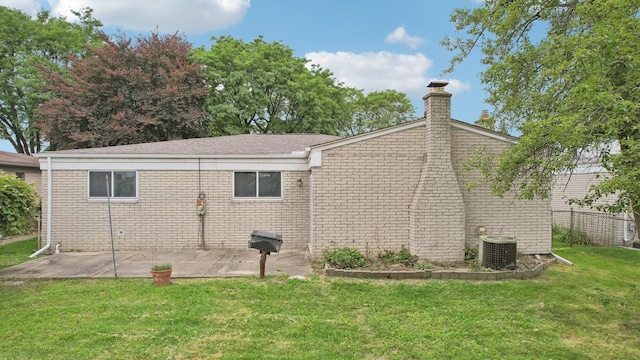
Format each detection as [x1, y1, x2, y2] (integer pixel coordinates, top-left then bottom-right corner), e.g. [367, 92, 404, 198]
[324, 254, 556, 281]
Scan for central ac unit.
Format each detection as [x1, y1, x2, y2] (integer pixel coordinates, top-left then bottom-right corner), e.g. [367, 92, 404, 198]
[480, 236, 517, 270]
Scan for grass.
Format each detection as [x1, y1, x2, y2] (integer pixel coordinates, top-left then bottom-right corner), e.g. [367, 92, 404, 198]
[1, 241, 639, 359]
[0, 237, 38, 270]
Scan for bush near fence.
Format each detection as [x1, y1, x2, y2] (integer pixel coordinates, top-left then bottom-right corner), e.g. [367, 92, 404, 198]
[552, 210, 637, 247]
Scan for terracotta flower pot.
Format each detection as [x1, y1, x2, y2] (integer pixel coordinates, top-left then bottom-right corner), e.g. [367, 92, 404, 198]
[151, 269, 172, 286]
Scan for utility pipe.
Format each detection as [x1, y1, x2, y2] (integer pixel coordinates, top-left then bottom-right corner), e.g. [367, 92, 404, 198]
[551, 252, 573, 266]
[623, 213, 632, 243]
[30, 156, 52, 258]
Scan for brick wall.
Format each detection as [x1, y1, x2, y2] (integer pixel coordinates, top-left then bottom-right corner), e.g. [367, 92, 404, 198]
[310, 122, 551, 260]
[41, 170, 310, 252]
[310, 126, 425, 258]
[451, 128, 552, 254]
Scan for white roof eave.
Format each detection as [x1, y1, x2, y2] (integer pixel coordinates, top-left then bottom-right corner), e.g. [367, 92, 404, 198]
[35, 152, 307, 160]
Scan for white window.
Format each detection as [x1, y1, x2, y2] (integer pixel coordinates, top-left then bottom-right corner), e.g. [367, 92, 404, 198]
[89, 171, 137, 198]
[234, 171, 281, 198]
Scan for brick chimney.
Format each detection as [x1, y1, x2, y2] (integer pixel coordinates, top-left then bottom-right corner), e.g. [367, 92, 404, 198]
[409, 81, 466, 262]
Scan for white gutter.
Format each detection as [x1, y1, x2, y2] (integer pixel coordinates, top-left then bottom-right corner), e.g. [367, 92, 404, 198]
[30, 156, 52, 258]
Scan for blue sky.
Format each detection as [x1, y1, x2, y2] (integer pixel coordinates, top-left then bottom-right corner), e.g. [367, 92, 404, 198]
[1, 0, 488, 153]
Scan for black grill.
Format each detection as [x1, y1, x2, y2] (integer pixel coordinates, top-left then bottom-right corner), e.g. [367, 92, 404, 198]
[249, 230, 282, 254]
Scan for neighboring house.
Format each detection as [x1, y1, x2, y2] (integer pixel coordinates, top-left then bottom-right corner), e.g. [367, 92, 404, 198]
[35, 82, 551, 262]
[551, 145, 637, 245]
[551, 143, 618, 213]
[0, 151, 42, 196]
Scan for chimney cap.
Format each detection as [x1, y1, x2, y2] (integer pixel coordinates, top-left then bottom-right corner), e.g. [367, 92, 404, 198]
[427, 81, 449, 89]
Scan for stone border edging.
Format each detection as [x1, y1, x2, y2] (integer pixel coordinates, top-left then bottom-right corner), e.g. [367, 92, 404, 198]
[325, 268, 431, 280]
[325, 259, 555, 280]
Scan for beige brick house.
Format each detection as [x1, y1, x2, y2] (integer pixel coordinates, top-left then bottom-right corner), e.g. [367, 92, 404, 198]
[35, 82, 551, 261]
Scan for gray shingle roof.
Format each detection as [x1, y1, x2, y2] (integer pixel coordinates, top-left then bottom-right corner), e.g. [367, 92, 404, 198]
[0, 151, 40, 167]
[41, 134, 342, 156]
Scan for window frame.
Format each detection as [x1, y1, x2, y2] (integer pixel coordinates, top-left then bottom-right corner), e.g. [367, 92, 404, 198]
[87, 170, 138, 200]
[233, 171, 282, 200]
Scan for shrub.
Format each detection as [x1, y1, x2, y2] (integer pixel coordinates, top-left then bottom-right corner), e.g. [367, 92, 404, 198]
[378, 246, 418, 267]
[416, 260, 433, 270]
[0, 172, 39, 237]
[323, 247, 366, 269]
[552, 225, 592, 246]
[465, 246, 478, 260]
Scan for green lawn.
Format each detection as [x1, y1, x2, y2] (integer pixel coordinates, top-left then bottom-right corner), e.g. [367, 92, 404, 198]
[1, 240, 639, 359]
[0, 237, 38, 270]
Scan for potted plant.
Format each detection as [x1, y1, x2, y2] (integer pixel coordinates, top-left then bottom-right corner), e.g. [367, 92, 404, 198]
[151, 263, 172, 286]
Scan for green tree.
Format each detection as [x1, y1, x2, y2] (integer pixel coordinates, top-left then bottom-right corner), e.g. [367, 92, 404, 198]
[0, 171, 39, 237]
[0, 6, 102, 154]
[444, 0, 640, 232]
[340, 89, 415, 136]
[474, 110, 507, 134]
[37, 31, 208, 150]
[190, 36, 349, 135]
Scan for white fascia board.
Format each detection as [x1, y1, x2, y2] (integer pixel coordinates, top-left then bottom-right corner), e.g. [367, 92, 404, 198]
[36, 153, 305, 160]
[42, 157, 309, 171]
[304, 119, 517, 168]
[307, 149, 322, 169]
[450, 121, 517, 143]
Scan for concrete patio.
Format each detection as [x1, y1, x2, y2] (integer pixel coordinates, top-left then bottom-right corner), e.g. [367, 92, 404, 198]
[0, 249, 313, 279]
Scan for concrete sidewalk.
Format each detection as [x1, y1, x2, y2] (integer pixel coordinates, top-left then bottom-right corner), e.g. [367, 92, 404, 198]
[0, 249, 313, 279]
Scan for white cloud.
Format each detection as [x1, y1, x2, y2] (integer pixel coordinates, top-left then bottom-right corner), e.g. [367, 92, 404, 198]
[385, 26, 423, 49]
[49, 0, 250, 34]
[305, 51, 470, 100]
[434, 78, 472, 95]
[0, 0, 41, 14]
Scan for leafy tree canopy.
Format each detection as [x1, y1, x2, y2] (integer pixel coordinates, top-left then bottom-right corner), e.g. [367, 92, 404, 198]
[37, 31, 208, 150]
[340, 88, 415, 136]
[191, 36, 415, 136]
[444, 0, 640, 231]
[191, 36, 349, 135]
[0, 6, 102, 154]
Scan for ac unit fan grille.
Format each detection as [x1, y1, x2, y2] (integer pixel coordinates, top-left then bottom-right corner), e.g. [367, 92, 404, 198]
[482, 239, 517, 270]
